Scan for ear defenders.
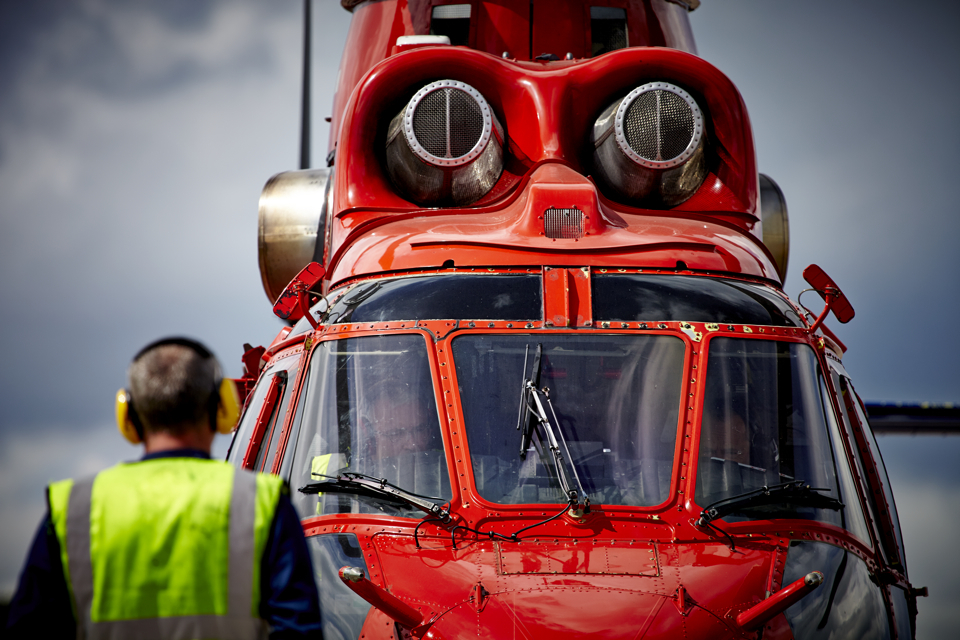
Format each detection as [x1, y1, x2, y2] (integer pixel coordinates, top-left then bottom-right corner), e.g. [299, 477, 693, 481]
[116, 337, 241, 445]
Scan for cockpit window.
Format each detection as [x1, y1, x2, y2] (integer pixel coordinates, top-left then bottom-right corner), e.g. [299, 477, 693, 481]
[695, 338, 845, 526]
[453, 333, 684, 506]
[323, 274, 541, 324]
[594, 274, 804, 327]
[431, 4, 471, 47]
[591, 7, 628, 56]
[289, 334, 450, 520]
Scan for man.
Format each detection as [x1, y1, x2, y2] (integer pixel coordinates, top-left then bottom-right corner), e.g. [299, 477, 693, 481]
[6, 337, 323, 638]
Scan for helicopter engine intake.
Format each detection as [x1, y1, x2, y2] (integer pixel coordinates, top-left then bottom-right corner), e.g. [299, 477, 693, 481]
[385, 79, 504, 207]
[592, 81, 706, 207]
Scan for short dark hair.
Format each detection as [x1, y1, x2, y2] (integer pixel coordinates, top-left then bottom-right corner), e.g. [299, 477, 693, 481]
[128, 343, 218, 434]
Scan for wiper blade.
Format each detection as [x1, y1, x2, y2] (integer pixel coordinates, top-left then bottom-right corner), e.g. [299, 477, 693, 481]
[698, 481, 843, 525]
[516, 343, 542, 458]
[300, 473, 450, 522]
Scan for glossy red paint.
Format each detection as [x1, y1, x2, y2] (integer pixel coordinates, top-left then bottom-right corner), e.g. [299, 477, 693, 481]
[737, 571, 824, 631]
[272, 262, 326, 324]
[543, 266, 592, 328]
[339, 566, 425, 629]
[250, 305, 911, 636]
[325, 45, 761, 288]
[803, 263, 855, 325]
[240, 371, 283, 469]
[329, 0, 700, 152]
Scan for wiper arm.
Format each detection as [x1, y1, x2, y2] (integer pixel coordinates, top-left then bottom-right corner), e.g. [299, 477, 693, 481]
[514, 344, 589, 513]
[300, 472, 451, 522]
[534, 386, 591, 513]
[697, 481, 843, 525]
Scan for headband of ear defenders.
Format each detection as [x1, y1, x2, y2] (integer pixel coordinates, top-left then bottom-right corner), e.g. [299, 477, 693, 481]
[116, 337, 240, 444]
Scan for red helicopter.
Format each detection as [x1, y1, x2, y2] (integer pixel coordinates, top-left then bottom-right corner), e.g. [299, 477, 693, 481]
[228, 1, 921, 637]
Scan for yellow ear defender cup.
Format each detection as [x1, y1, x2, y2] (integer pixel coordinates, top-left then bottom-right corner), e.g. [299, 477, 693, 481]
[116, 389, 143, 445]
[216, 378, 241, 434]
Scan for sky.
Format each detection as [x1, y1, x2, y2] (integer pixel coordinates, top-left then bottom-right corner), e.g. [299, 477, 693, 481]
[0, 0, 957, 636]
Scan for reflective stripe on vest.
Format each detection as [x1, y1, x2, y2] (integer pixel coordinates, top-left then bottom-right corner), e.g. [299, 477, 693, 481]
[49, 460, 280, 640]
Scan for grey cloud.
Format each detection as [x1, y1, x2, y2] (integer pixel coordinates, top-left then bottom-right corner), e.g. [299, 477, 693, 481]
[695, 0, 960, 404]
[1, 1, 956, 636]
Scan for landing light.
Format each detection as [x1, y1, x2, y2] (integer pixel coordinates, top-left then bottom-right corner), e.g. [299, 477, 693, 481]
[258, 169, 332, 304]
[760, 174, 789, 279]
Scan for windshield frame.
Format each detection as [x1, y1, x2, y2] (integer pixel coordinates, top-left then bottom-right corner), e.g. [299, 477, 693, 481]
[286, 329, 454, 523]
[693, 332, 860, 530]
[449, 329, 691, 511]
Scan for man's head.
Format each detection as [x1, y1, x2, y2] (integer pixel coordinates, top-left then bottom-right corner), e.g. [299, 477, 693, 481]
[700, 400, 751, 465]
[116, 337, 242, 453]
[127, 338, 220, 436]
[363, 379, 437, 460]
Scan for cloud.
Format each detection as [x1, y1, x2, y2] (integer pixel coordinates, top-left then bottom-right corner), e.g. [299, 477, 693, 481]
[693, 0, 960, 404]
[1, 3, 957, 637]
[0, 0, 330, 429]
[0, 423, 132, 597]
[0, 0, 349, 596]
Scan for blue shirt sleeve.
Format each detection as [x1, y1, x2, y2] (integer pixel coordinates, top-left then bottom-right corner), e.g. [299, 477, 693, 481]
[4, 515, 75, 638]
[260, 492, 324, 639]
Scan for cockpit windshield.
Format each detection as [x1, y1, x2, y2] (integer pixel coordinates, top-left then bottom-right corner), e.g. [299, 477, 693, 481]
[290, 334, 450, 520]
[695, 338, 845, 526]
[453, 334, 685, 506]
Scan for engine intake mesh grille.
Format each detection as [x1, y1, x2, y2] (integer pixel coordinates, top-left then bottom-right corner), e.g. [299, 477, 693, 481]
[623, 90, 695, 162]
[411, 88, 485, 160]
[544, 208, 585, 239]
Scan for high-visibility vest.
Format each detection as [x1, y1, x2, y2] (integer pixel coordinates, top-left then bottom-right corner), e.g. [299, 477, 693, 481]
[47, 458, 284, 640]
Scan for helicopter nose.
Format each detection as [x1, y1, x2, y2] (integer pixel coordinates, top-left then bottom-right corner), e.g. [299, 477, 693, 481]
[513, 163, 618, 241]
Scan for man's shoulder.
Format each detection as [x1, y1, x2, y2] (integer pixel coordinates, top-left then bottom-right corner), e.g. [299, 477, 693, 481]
[246, 469, 289, 501]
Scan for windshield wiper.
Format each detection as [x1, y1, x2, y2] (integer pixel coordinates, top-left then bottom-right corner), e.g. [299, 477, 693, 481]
[697, 481, 843, 526]
[299, 472, 451, 522]
[515, 344, 590, 513]
[516, 343, 543, 458]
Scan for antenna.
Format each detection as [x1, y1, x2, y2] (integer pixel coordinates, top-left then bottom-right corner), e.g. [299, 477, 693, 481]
[299, 0, 312, 169]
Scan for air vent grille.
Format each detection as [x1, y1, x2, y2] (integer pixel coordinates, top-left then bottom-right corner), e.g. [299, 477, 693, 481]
[624, 90, 695, 162]
[544, 208, 585, 239]
[411, 88, 485, 160]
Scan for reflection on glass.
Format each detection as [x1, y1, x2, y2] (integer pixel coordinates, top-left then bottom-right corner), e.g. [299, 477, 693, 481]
[593, 274, 804, 327]
[290, 334, 450, 519]
[696, 339, 843, 525]
[306, 534, 371, 640]
[848, 381, 906, 567]
[888, 585, 913, 640]
[322, 275, 542, 325]
[454, 334, 684, 506]
[226, 371, 274, 466]
[783, 541, 891, 639]
[819, 375, 871, 543]
[226, 356, 299, 468]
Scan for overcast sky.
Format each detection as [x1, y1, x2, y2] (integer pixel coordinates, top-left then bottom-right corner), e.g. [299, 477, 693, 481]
[0, 1, 957, 636]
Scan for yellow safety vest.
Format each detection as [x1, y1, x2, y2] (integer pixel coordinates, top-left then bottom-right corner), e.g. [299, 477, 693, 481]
[48, 458, 283, 640]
